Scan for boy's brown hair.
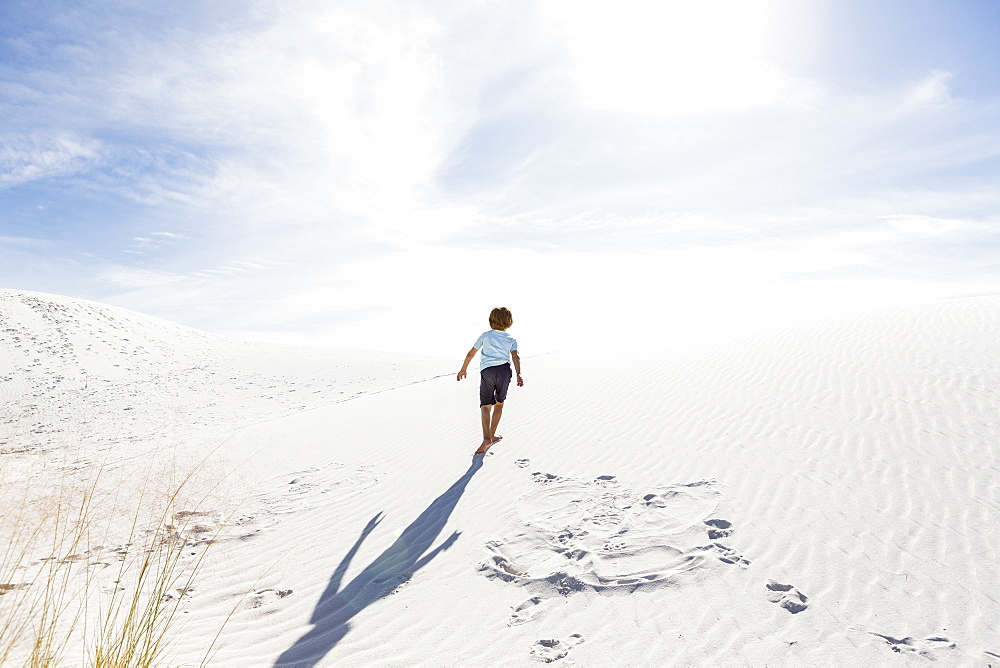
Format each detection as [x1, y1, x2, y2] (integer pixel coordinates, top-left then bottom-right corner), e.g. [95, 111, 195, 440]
[489, 307, 513, 330]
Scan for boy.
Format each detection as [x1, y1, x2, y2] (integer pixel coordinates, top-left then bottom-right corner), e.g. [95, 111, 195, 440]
[457, 307, 523, 455]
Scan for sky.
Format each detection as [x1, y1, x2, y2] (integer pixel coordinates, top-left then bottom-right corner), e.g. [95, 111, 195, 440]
[1, 0, 999, 356]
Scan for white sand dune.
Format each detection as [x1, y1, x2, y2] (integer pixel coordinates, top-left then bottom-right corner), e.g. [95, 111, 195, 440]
[2, 289, 999, 666]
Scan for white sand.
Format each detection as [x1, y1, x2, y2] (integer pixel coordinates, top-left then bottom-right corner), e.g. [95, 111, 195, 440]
[2, 289, 999, 666]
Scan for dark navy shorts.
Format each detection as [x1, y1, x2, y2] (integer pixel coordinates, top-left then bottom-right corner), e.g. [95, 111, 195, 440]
[479, 363, 512, 406]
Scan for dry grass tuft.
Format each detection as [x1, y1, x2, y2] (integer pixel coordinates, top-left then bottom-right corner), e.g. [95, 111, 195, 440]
[0, 440, 238, 667]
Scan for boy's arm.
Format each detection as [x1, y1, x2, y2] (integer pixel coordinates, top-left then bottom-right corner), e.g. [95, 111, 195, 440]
[511, 350, 523, 386]
[457, 347, 478, 381]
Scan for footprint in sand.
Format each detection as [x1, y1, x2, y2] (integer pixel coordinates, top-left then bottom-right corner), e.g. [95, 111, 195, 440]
[509, 596, 548, 626]
[765, 580, 808, 613]
[869, 633, 956, 660]
[248, 588, 293, 610]
[481, 476, 745, 592]
[530, 634, 584, 662]
[708, 543, 750, 567]
[257, 462, 378, 516]
[515, 458, 530, 468]
[704, 518, 733, 539]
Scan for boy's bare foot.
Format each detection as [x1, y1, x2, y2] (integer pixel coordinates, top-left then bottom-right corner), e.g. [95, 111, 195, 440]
[474, 439, 491, 455]
[491, 435, 503, 444]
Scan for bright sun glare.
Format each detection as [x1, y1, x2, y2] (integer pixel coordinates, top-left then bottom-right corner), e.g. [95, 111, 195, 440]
[543, 0, 802, 114]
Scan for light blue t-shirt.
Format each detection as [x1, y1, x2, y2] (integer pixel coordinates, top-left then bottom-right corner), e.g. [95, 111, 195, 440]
[474, 329, 518, 371]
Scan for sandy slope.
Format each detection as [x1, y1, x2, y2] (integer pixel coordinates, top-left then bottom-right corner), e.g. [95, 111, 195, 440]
[0, 289, 448, 664]
[2, 290, 999, 666]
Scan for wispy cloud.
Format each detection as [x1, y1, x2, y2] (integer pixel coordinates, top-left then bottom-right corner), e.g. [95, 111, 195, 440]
[0, 132, 101, 187]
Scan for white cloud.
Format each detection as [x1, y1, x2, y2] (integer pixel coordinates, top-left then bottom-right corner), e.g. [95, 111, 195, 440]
[97, 266, 184, 290]
[91, 3, 456, 231]
[0, 133, 101, 187]
[905, 69, 954, 109]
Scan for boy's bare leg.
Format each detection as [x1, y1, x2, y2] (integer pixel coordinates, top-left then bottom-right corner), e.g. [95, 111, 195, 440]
[489, 402, 504, 443]
[476, 405, 493, 454]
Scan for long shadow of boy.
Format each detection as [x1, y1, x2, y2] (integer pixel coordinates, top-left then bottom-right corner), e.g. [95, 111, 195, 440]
[275, 457, 483, 666]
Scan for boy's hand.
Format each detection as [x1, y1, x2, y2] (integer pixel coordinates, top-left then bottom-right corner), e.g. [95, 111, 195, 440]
[458, 348, 477, 382]
[517, 374, 524, 387]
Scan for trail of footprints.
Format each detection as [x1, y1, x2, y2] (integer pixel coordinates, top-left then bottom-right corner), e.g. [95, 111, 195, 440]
[491, 463, 984, 663]
[483, 470, 749, 595]
[488, 464, 818, 657]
